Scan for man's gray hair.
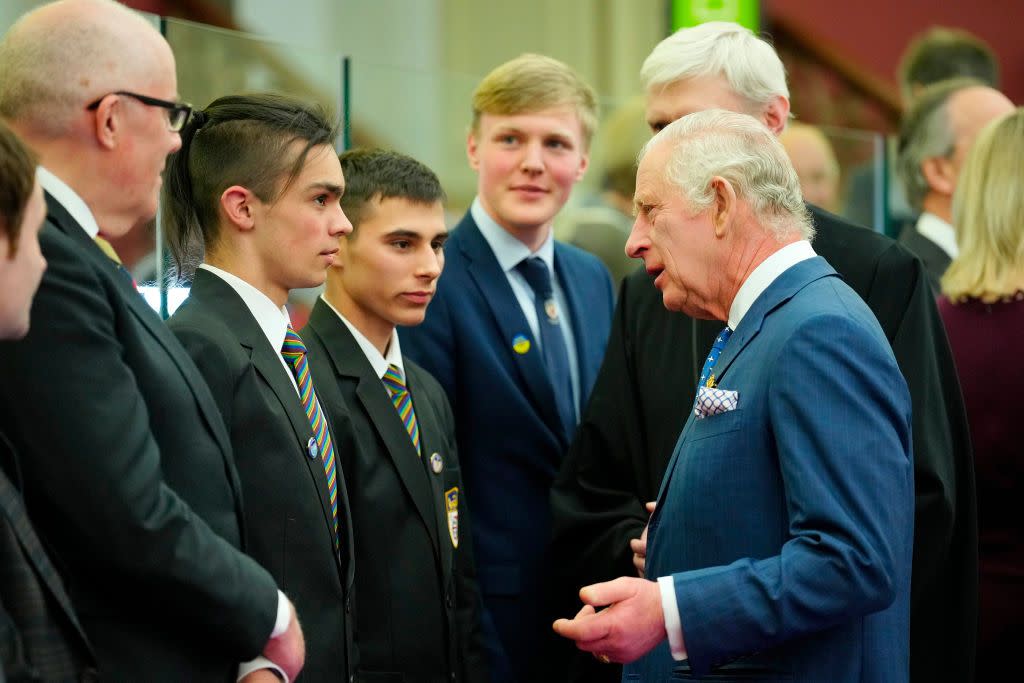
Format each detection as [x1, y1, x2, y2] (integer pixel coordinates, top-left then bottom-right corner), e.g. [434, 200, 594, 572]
[897, 77, 983, 212]
[640, 22, 789, 110]
[0, 0, 162, 136]
[641, 109, 813, 241]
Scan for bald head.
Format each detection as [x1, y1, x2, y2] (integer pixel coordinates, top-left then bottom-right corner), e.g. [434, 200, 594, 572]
[780, 122, 840, 212]
[0, 0, 171, 136]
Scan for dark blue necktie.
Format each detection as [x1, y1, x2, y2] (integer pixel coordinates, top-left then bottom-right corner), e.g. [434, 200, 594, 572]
[516, 256, 576, 439]
[696, 326, 733, 396]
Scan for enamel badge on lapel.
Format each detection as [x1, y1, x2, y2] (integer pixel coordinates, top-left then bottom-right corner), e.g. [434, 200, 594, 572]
[429, 451, 444, 474]
[307, 436, 319, 459]
[445, 487, 459, 548]
[544, 298, 559, 324]
[512, 333, 531, 355]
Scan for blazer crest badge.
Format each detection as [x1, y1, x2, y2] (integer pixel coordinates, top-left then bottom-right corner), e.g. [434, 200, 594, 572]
[445, 487, 459, 548]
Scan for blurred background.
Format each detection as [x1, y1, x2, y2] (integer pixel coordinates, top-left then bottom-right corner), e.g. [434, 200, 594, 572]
[3, 0, 1020, 319]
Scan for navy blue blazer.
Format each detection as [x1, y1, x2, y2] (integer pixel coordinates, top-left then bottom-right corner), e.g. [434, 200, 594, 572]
[400, 211, 614, 683]
[625, 258, 914, 683]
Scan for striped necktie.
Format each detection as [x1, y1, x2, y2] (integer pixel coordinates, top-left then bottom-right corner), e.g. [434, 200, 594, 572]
[382, 363, 421, 456]
[94, 235, 137, 290]
[281, 325, 339, 540]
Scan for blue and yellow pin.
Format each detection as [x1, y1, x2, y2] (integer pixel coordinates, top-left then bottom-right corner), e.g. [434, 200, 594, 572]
[512, 333, 531, 355]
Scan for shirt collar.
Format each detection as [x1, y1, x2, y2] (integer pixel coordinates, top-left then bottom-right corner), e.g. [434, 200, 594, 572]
[916, 212, 958, 259]
[728, 240, 816, 330]
[198, 264, 292, 353]
[471, 197, 555, 273]
[37, 166, 101, 239]
[319, 295, 405, 381]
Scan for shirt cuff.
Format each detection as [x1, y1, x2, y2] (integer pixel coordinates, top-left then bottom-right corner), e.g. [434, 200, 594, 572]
[271, 590, 290, 638]
[657, 575, 688, 661]
[237, 657, 287, 682]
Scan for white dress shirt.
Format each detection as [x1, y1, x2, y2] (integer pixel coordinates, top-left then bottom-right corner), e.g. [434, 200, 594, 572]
[915, 212, 958, 260]
[320, 295, 407, 387]
[658, 240, 817, 661]
[37, 166, 100, 239]
[470, 198, 581, 419]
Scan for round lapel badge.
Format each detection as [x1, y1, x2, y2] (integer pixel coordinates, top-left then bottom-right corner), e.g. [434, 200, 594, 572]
[512, 333, 531, 355]
[544, 298, 559, 323]
[307, 436, 319, 459]
[429, 451, 444, 474]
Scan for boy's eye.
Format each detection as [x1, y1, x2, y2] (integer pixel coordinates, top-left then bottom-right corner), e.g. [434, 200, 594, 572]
[314, 195, 328, 206]
[393, 240, 411, 249]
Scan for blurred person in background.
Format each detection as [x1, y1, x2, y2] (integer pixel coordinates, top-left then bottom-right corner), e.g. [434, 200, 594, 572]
[780, 122, 841, 213]
[896, 78, 1013, 291]
[937, 107, 1024, 679]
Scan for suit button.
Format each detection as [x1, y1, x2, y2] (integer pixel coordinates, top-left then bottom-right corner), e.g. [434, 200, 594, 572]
[345, 596, 352, 613]
[446, 592, 453, 609]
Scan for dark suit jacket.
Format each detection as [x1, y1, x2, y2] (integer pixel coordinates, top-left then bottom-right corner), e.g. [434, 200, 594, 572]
[399, 212, 615, 683]
[898, 221, 952, 294]
[167, 269, 356, 682]
[551, 204, 976, 683]
[0, 433, 95, 683]
[303, 299, 489, 683]
[625, 257, 914, 682]
[0, 195, 280, 681]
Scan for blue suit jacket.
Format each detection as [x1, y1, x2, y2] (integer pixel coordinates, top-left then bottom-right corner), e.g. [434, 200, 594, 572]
[400, 211, 614, 682]
[625, 257, 914, 683]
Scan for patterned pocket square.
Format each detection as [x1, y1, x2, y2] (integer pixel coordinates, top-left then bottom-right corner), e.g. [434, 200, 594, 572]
[694, 386, 739, 419]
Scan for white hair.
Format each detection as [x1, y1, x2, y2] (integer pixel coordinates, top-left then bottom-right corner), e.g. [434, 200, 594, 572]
[640, 109, 814, 241]
[640, 22, 789, 109]
[0, 0, 165, 136]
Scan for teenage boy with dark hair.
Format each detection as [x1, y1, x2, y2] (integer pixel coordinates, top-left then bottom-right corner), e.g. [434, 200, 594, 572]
[301, 148, 489, 682]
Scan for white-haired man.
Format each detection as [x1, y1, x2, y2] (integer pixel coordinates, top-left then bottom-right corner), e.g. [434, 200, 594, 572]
[0, 2, 302, 680]
[554, 109, 915, 682]
[551, 21, 974, 683]
[896, 77, 1013, 291]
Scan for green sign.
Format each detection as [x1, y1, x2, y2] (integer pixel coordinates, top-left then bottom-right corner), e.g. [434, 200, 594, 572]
[671, 0, 760, 32]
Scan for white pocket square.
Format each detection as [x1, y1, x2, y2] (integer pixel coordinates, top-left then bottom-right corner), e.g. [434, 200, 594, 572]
[694, 386, 739, 419]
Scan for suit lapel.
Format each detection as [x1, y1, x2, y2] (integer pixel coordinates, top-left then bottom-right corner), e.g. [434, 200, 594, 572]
[553, 243, 590, 405]
[652, 257, 840, 529]
[456, 216, 567, 446]
[308, 301, 441, 554]
[711, 257, 837, 385]
[187, 271, 340, 548]
[404, 368, 451, 569]
[42, 195, 240, 502]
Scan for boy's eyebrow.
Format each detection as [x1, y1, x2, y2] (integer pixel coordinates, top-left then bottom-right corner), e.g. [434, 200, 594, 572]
[305, 182, 345, 195]
[385, 228, 450, 239]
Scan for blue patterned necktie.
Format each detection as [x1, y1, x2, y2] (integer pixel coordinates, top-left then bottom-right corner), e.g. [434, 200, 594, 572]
[280, 325, 339, 543]
[697, 327, 733, 394]
[515, 256, 576, 439]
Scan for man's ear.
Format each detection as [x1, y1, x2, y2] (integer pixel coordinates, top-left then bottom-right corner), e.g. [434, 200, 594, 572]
[220, 186, 258, 232]
[761, 95, 791, 136]
[466, 129, 480, 171]
[710, 176, 737, 238]
[574, 150, 590, 182]
[91, 95, 121, 150]
[920, 156, 956, 197]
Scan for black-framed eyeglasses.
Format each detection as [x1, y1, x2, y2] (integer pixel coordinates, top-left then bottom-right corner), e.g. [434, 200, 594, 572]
[86, 91, 192, 132]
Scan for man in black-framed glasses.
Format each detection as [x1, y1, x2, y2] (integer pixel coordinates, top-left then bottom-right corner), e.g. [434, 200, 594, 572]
[86, 90, 192, 132]
[0, 0, 306, 681]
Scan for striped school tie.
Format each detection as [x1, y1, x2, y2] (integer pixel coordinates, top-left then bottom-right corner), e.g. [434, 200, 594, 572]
[281, 325, 339, 540]
[382, 363, 421, 456]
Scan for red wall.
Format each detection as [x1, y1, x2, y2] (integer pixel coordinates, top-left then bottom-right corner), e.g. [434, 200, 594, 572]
[767, 0, 1024, 104]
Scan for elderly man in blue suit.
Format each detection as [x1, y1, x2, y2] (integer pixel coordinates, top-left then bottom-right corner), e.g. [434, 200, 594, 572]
[400, 53, 614, 682]
[554, 109, 914, 683]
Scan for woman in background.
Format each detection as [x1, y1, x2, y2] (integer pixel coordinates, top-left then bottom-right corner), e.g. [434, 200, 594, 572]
[938, 106, 1024, 677]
